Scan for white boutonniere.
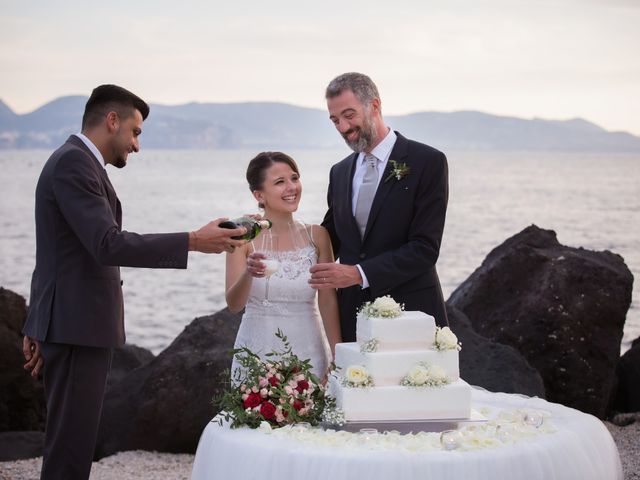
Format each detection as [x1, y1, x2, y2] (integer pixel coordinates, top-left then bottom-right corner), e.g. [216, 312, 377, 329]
[384, 160, 410, 182]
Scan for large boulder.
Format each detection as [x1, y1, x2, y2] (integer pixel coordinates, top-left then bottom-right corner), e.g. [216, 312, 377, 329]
[610, 337, 640, 413]
[448, 305, 545, 397]
[0, 431, 45, 461]
[95, 308, 241, 459]
[448, 225, 633, 418]
[0, 287, 46, 432]
[107, 344, 156, 389]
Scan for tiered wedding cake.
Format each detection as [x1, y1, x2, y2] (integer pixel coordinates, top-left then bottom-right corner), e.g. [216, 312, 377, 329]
[328, 296, 471, 422]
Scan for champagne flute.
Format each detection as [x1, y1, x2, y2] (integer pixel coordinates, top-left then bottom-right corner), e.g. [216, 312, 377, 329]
[260, 233, 279, 306]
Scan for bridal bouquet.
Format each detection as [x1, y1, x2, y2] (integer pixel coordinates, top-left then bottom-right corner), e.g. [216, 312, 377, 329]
[214, 330, 335, 429]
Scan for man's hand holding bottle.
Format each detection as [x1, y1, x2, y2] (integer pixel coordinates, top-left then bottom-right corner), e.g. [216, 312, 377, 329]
[189, 218, 247, 254]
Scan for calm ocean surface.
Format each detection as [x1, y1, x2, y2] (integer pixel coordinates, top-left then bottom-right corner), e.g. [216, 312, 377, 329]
[1, 149, 638, 354]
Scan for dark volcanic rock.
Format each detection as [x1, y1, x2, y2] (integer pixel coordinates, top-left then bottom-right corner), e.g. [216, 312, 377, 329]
[0, 287, 46, 432]
[448, 225, 633, 418]
[611, 337, 640, 413]
[106, 344, 155, 388]
[0, 431, 44, 461]
[95, 308, 241, 458]
[449, 305, 545, 397]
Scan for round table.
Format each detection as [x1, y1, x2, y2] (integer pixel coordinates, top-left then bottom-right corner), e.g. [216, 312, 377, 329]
[191, 388, 622, 480]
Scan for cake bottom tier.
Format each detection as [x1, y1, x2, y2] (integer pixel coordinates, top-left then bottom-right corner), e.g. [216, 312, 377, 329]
[329, 378, 472, 422]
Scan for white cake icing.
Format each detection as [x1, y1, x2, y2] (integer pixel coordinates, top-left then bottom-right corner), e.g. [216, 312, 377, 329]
[334, 343, 460, 386]
[356, 310, 435, 350]
[331, 298, 471, 422]
[329, 377, 471, 421]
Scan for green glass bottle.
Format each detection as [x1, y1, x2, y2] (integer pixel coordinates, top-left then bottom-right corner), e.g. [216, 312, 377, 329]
[219, 217, 272, 240]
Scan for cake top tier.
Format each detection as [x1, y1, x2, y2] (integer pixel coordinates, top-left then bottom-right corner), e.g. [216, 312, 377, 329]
[356, 297, 436, 350]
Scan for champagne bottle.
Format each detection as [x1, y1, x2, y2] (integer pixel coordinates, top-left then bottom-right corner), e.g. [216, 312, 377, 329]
[219, 216, 272, 240]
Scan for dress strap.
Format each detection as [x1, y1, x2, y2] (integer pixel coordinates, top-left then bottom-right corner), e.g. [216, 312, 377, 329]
[303, 222, 319, 254]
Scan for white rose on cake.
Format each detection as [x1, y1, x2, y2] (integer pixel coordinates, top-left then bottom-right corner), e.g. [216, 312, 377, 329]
[406, 364, 430, 386]
[370, 295, 403, 317]
[401, 363, 450, 387]
[427, 365, 448, 384]
[435, 326, 461, 351]
[343, 365, 374, 387]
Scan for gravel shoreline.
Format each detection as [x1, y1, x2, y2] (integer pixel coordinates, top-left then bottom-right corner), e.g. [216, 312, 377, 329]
[1, 420, 638, 479]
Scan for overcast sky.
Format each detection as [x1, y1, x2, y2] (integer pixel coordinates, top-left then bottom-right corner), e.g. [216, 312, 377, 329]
[1, 0, 639, 135]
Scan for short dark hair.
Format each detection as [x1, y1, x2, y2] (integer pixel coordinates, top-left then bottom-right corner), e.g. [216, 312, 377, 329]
[81, 84, 150, 130]
[246, 152, 300, 208]
[325, 72, 380, 107]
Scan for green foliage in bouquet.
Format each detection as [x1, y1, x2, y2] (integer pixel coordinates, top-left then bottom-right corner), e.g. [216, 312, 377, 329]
[213, 329, 336, 429]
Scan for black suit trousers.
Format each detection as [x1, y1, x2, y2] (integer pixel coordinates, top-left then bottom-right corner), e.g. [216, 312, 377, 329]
[40, 343, 112, 480]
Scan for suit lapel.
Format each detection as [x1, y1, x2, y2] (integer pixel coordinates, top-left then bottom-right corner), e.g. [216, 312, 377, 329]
[68, 135, 121, 227]
[362, 133, 409, 240]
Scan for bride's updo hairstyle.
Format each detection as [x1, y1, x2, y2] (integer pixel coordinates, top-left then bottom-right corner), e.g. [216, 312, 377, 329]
[246, 151, 300, 209]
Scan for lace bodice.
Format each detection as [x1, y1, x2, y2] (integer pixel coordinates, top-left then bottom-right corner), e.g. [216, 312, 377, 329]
[246, 245, 317, 306]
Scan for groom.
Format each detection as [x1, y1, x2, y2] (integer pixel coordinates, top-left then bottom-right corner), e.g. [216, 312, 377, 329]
[21, 84, 246, 479]
[310, 72, 449, 341]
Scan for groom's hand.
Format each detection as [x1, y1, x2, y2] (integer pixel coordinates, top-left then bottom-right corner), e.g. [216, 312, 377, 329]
[309, 263, 361, 289]
[190, 218, 247, 254]
[22, 336, 43, 377]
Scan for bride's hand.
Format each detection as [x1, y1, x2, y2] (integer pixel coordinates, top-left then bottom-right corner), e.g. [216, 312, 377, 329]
[246, 252, 267, 277]
[321, 364, 334, 387]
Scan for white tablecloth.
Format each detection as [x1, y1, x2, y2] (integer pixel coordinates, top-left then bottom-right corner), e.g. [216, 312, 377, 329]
[191, 388, 622, 480]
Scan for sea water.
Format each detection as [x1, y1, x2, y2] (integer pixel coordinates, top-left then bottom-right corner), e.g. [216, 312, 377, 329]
[1, 149, 637, 354]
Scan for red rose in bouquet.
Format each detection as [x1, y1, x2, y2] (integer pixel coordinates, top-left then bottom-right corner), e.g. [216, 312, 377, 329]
[296, 379, 310, 393]
[243, 392, 262, 409]
[260, 401, 277, 419]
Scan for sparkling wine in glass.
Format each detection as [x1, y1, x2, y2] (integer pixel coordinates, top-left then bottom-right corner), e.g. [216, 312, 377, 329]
[261, 234, 279, 305]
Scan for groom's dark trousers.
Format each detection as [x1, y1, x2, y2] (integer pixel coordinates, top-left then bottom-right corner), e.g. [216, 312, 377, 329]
[23, 135, 189, 479]
[39, 343, 112, 479]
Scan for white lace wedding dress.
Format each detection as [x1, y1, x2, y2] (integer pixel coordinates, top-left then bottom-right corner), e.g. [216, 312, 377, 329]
[231, 224, 331, 378]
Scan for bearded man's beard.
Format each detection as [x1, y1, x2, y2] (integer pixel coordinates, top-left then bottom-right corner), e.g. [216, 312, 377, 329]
[343, 110, 378, 152]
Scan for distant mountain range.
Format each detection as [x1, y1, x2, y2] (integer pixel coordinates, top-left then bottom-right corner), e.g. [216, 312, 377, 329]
[1, 96, 639, 152]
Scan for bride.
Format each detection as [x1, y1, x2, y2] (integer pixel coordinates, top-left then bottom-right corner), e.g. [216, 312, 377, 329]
[225, 151, 341, 378]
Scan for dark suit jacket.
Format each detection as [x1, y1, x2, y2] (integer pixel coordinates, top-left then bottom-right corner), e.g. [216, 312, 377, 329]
[322, 132, 449, 341]
[23, 135, 189, 348]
